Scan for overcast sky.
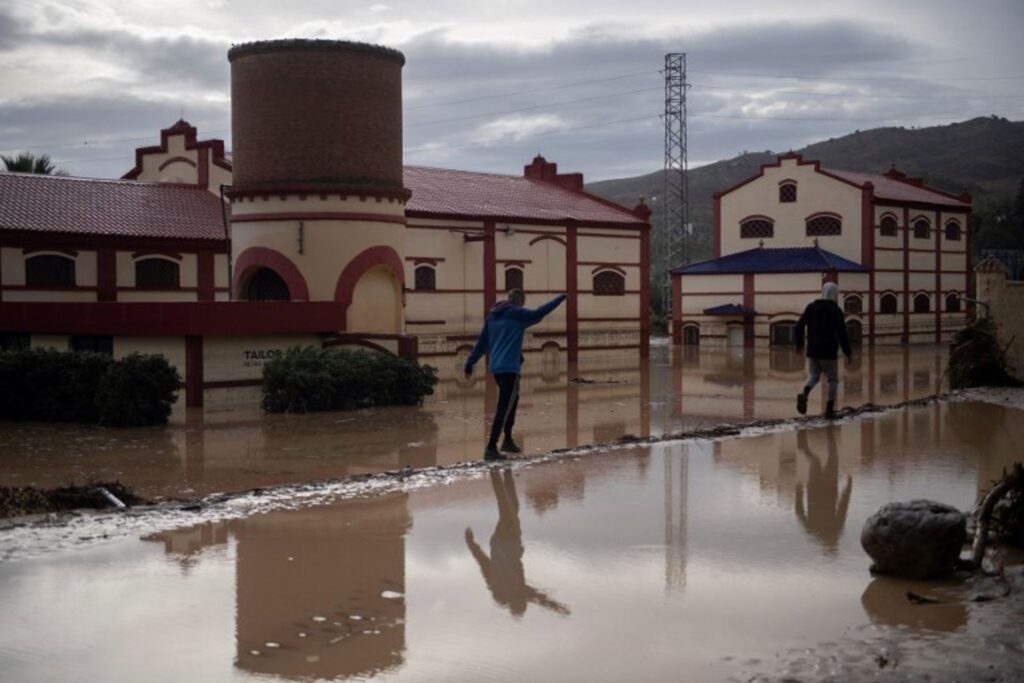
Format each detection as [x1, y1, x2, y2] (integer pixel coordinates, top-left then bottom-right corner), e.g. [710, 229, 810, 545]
[1, 0, 1022, 181]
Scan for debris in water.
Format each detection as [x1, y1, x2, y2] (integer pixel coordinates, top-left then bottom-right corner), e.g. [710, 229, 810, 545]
[381, 590, 403, 599]
[250, 650, 261, 656]
[312, 615, 327, 622]
[264, 642, 280, 648]
[906, 591, 943, 605]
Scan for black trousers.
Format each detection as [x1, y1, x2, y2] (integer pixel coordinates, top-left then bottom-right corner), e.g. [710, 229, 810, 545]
[488, 373, 520, 448]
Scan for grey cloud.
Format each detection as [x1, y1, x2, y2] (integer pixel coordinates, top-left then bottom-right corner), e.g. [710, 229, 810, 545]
[0, 6, 27, 51]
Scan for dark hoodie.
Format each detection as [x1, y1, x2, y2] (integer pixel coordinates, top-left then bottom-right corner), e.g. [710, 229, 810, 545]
[795, 299, 852, 360]
[465, 294, 567, 374]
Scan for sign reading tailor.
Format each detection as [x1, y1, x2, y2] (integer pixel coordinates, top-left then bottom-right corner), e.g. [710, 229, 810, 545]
[243, 348, 284, 368]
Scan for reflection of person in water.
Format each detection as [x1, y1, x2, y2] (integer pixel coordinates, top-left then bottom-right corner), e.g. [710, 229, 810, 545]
[465, 468, 570, 617]
[794, 426, 852, 554]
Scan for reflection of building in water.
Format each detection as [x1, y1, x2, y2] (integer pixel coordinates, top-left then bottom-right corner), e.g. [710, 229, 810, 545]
[861, 578, 967, 632]
[147, 494, 412, 680]
[664, 449, 689, 592]
[794, 427, 852, 554]
[671, 345, 947, 423]
[466, 469, 570, 617]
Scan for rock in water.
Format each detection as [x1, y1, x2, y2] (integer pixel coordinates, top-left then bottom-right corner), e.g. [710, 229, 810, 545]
[861, 500, 966, 579]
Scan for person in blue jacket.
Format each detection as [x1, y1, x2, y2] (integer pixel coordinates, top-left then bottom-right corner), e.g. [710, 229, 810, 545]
[464, 289, 567, 461]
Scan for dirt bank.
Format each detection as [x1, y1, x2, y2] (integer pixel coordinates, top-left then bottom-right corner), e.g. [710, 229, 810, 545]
[0, 482, 147, 519]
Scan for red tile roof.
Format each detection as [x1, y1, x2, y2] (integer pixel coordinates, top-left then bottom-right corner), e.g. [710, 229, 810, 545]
[825, 169, 970, 208]
[0, 173, 227, 241]
[403, 166, 644, 225]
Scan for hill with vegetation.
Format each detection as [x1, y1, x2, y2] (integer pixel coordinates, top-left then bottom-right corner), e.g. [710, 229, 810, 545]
[586, 116, 1024, 289]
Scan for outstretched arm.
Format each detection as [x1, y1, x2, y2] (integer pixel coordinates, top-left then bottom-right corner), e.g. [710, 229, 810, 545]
[465, 322, 489, 373]
[514, 293, 568, 328]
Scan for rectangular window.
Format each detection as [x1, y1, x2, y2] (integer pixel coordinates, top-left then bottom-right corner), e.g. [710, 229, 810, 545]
[71, 335, 113, 356]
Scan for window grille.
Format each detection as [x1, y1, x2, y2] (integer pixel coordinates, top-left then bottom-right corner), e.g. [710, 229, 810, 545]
[879, 294, 898, 314]
[844, 295, 863, 314]
[504, 267, 523, 292]
[135, 258, 180, 288]
[740, 219, 774, 239]
[244, 268, 290, 301]
[779, 183, 797, 203]
[913, 293, 930, 313]
[593, 270, 625, 296]
[944, 220, 961, 241]
[414, 265, 436, 291]
[913, 218, 930, 239]
[25, 255, 75, 287]
[879, 215, 898, 236]
[945, 293, 961, 313]
[806, 215, 842, 236]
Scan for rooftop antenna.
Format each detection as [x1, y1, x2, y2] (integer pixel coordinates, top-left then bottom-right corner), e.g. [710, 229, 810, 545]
[662, 53, 690, 314]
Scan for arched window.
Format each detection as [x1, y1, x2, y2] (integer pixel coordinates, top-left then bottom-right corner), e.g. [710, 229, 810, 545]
[769, 321, 797, 345]
[844, 294, 863, 314]
[740, 217, 774, 239]
[879, 293, 898, 314]
[944, 219, 962, 241]
[806, 214, 842, 236]
[414, 264, 436, 291]
[913, 217, 930, 239]
[779, 182, 797, 203]
[945, 293, 961, 313]
[25, 254, 75, 287]
[135, 258, 180, 288]
[244, 267, 290, 301]
[913, 293, 931, 313]
[593, 270, 625, 296]
[504, 266, 523, 292]
[683, 324, 700, 346]
[879, 214, 898, 237]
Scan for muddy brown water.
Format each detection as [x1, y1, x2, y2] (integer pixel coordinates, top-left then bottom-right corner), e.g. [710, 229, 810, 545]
[0, 345, 950, 500]
[1, 400, 1022, 681]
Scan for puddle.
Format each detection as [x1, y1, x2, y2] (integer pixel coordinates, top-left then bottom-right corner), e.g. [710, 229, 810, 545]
[1, 400, 1022, 681]
[0, 345, 949, 500]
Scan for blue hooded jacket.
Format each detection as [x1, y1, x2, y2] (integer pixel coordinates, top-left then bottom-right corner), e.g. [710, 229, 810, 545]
[465, 294, 567, 375]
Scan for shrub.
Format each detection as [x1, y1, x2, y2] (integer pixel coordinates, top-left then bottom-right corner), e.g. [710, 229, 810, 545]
[947, 317, 1021, 389]
[96, 353, 181, 427]
[262, 346, 438, 413]
[0, 349, 180, 426]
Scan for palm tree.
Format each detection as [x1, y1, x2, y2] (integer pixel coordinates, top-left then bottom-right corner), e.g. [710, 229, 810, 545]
[1, 152, 68, 175]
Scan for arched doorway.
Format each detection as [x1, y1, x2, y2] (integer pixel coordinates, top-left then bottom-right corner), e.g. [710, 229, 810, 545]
[243, 267, 290, 301]
[683, 324, 700, 346]
[347, 265, 402, 334]
[769, 321, 797, 346]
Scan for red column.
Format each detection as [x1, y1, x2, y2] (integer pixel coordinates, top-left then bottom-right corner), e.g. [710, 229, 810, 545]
[934, 210, 942, 343]
[639, 222, 650, 358]
[566, 223, 578, 364]
[483, 221, 496, 317]
[97, 248, 116, 302]
[185, 335, 204, 408]
[742, 273, 754, 348]
[902, 207, 910, 343]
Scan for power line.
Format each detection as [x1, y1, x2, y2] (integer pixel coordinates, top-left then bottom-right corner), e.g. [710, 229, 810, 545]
[405, 69, 656, 110]
[689, 68, 1024, 83]
[691, 82, 1024, 100]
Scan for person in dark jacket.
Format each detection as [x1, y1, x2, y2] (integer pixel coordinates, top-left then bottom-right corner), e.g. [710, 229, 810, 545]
[794, 282, 852, 418]
[465, 289, 567, 460]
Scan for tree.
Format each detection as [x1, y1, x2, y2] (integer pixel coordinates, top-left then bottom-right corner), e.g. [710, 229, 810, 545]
[1, 152, 67, 175]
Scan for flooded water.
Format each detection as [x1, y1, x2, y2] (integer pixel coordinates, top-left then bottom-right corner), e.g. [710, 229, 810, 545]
[0, 344, 950, 500]
[2, 400, 1022, 682]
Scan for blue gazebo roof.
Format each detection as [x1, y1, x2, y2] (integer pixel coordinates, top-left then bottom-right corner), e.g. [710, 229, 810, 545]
[671, 246, 867, 275]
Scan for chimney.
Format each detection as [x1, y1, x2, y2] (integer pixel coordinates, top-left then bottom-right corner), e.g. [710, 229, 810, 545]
[524, 155, 583, 192]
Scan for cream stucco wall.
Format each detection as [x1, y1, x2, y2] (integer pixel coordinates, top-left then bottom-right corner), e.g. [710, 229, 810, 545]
[719, 157, 864, 262]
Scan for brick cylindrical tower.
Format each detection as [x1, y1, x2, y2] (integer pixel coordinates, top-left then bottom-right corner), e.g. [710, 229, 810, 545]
[229, 40, 405, 190]
[227, 39, 409, 336]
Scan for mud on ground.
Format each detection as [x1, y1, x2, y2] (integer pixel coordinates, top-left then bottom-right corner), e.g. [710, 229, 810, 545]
[0, 482, 147, 519]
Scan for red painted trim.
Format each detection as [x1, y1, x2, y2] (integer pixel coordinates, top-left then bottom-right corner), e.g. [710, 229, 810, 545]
[122, 120, 229, 188]
[3, 230, 227, 253]
[197, 251, 215, 301]
[965, 212, 974, 318]
[739, 214, 775, 224]
[0, 301, 346, 335]
[805, 211, 844, 221]
[589, 264, 627, 276]
[861, 183, 874, 270]
[404, 210, 644, 230]
[233, 246, 310, 301]
[713, 193, 722, 257]
[577, 231, 642, 240]
[228, 184, 411, 202]
[528, 234, 568, 247]
[716, 153, 865, 199]
[22, 247, 79, 257]
[97, 248, 116, 302]
[577, 316, 641, 322]
[567, 223, 579, 363]
[875, 246, 965, 254]
[406, 288, 484, 294]
[407, 256, 445, 265]
[483, 222, 497, 316]
[231, 211, 407, 226]
[578, 261, 639, 268]
[157, 156, 197, 171]
[132, 251, 183, 261]
[185, 335, 203, 408]
[2, 285, 97, 292]
[334, 245, 406, 323]
[405, 319, 446, 325]
[497, 259, 531, 265]
[868, 268, 876, 347]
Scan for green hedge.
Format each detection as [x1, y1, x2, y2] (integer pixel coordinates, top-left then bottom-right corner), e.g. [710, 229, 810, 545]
[262, 346, 438, 413]
[0, 349, 180, 426]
